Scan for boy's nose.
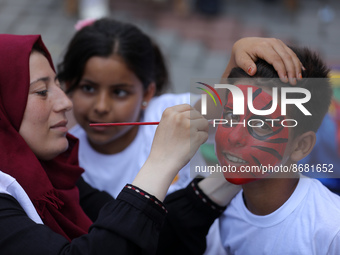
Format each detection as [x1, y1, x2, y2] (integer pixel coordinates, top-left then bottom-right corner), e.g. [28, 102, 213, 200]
[228, 125, 247, 147]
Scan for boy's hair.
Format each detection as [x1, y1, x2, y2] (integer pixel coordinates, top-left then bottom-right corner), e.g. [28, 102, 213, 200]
[57, 18, 169, 95]
[228, 46, 332, 137]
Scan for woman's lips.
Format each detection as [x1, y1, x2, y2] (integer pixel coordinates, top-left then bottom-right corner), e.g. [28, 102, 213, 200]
[50, 120, 68, 133]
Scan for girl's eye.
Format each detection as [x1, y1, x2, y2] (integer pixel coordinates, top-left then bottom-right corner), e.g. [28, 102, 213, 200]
[36, 90, 48, 96]
[80, 84, 95, 93]
[113, 89, 128, 98]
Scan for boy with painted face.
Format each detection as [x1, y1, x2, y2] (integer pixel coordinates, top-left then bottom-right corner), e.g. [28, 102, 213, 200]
[215, 84, 289, 185]
[215, 47, 340, 254]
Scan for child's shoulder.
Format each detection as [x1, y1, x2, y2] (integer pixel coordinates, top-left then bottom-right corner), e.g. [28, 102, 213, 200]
[303, 177, 340, 250]
[145, 93, 192, 120]
[303, 177, 340, 218]
[69, 124, 85, 138]
[308, 177, 340, 202]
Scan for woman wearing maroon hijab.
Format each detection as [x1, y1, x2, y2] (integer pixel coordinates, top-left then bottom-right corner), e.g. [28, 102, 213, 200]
[0, 34, 209, 254]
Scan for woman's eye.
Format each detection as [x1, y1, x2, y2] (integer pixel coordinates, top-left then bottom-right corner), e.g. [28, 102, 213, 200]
[36, 90, 48, 96]
[80, 84, 95, 93]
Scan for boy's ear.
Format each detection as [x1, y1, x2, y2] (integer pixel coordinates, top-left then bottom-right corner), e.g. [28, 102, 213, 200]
[290, 131, 316, 162]
[142, 82, 156, 109]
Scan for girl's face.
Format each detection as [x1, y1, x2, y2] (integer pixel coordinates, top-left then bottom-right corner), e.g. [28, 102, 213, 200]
[215, 84, 289, 185]
[70, 56, 154, 154]
[19, 51, 73, 160]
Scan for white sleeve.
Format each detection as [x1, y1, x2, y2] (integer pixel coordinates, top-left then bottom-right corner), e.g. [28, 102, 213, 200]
[0, 170, 43, 224]
[327, 230, 340, 255]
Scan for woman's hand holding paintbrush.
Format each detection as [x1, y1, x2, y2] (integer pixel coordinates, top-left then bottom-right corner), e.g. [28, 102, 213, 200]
[131, 104, 209, 201]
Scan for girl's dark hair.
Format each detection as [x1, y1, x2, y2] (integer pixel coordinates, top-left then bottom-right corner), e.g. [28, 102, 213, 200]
[228, 46, 332, 137]
[57, 18, 169, 95]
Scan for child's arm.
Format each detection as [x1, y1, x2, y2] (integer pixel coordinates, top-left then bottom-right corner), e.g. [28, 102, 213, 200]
[198, 174, 241, 206]
[132, 104, 208, 201]
[223, 37, 303, 84]
[194, 37, 303, 120]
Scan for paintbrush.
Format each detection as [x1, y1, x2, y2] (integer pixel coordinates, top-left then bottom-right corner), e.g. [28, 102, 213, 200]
[90, 120, 215, 126]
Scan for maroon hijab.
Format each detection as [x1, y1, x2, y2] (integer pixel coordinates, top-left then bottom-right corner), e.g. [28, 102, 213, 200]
[0, 34, 92, 241]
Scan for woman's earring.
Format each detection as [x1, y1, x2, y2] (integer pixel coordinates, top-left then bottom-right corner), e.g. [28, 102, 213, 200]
[142, 101, 148, 107]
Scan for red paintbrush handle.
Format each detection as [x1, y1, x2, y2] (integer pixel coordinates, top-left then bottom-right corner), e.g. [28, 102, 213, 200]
[90, 122, 160, 126]
[89, 120, 214, 127]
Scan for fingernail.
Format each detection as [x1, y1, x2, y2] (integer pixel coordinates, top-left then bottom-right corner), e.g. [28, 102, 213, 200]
[302, 65, 306, 71]
[289, 77, 296, 85]
[298, 73, 302, 79]
[247, 66, 252, 75]
[282, 75, 288, 83]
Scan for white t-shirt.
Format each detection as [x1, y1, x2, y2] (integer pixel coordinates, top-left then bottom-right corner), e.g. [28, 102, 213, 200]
[219, 176, 340, 255]
[70, 93, 226, 255]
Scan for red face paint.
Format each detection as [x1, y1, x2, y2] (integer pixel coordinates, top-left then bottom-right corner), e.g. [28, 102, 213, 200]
[215, 85, 289, 185]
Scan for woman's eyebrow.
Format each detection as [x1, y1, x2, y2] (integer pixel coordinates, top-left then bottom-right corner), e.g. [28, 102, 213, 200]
[30, 77, 50, 86]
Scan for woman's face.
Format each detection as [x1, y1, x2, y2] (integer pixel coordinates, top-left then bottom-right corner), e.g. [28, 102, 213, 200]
[70, 56, 153, 154]
[215, 84, 289, 185]
[19, 51, 73, 160]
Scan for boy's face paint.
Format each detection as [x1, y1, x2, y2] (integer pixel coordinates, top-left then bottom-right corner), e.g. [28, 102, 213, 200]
[215, 85, 289, 185]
